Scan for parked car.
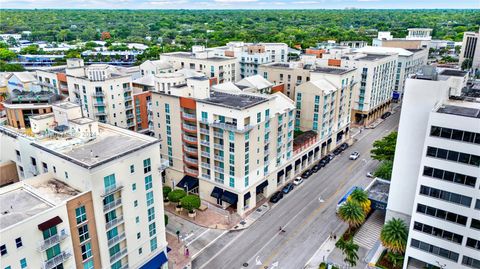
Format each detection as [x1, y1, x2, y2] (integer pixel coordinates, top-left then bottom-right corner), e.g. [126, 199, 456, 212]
[340, 143, 349, 151]
[293, 177, 304, 185]
[333, 147, 342, 155]
[366, 172, 374, 178]
[270, 191, 284, 203]
[319, 157, 329, 167]
[311, 164, 320, 173]
[282, 183, 295, 194]
[327, 153, 335, 161]
[381, 111, 392, 119]
[301, 170, 312, 179]
[349, 151, 360, 160]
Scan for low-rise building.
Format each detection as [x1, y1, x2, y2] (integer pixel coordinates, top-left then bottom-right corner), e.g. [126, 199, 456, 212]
[0, 101, 169, 269]
[259, 62, 312, 99]
[372, 28, 432, 50]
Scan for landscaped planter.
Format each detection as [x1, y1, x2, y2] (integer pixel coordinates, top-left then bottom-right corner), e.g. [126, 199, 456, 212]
[164, 200, 170, 206]
[175, 205, 183, 212]
[188, 210, 196, 218]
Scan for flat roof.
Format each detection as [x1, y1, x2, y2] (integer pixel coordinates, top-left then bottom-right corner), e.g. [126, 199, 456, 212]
[366, 179, 390, 204]
[437, 105, 480, 118]
[439, 69, 468, 77]
[198, 91, 268, 110]
[0, 177, 79, 230]
[69, 118, 95, 125]
[358, 54, 391, 61]
[163, 52, 235, 62]
[313, 67, 355, 75]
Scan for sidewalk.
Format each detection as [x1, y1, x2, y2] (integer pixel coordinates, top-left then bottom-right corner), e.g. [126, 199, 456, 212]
[166, 232, 191, 269]
[232, 202, 270, 230]
[304, 224, 348, 269]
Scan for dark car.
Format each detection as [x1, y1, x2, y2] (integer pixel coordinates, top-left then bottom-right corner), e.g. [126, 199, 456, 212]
[270, 191, 284, 203]
[311, 164, 320, 173]
[301, 170, 312, 179]
[381, 112, 392, 119]
[340, 143, 349, 151]
[319, 157, 330, 167]
[327, 153, 335, 161]
[333, 147, 342, 155]
[282, 183, 294, 194]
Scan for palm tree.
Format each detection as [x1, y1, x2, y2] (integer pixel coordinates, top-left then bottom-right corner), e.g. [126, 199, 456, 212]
[387, 251, 404, 268]
[336, 237, 359, 267]
[348, 188, 371, 214]
[338, 200, 366, 231]
[380, 218, 408, 253]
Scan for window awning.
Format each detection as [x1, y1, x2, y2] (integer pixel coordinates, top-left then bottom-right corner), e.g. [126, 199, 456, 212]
[277, 170, 285, 177]
[308, 151, 313, 156]
[139, 250, 168, 269]
[176, 175, 199, 191]
[256, 180, 269, 193]
[222, 190, 238, 205]
[314, 146, 320, 152]
[38, 216, 63, 231]
[244, 192, 251, 202]
[295, 159, 301, 165]
[211, 186, 223, 199]
[286, 165, 292, 172]
[302, 155, 307, 161]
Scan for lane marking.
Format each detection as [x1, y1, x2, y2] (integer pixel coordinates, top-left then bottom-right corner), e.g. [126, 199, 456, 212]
[196, 230, 242, 268]
[185, 228, 210, 247]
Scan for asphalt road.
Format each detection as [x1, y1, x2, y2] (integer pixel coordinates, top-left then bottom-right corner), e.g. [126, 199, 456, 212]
[192, 112, 400, 269]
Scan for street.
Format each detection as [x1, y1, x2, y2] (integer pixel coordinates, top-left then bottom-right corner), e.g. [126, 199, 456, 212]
[192, 111, 400, 269]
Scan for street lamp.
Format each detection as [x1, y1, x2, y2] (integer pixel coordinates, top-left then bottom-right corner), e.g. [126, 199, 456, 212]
[436, 261, 446, 269]
[184, 183, 189, 194]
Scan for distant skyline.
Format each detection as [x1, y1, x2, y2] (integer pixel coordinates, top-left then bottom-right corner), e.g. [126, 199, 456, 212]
[1, 0, 479, 9]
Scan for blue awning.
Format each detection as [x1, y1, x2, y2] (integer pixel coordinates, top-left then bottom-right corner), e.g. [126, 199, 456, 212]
[256, 180, 269, 193]
[139, 250, 168, 269]
[211, 186, 223, 199]
[286, 165, 292, 172]
[177, 175, 199, 191]
[222, 190, 238, 205]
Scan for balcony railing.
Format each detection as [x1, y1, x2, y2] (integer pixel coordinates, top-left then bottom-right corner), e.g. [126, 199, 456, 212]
[184, 156, 198, 166]
[158, 158, 170, 172]
[184, 146, 198, 155]
[213, 131, 224, 138]
[94, 102, 106, 107]
[182, 112, 196, 120]
[124, 94, 132, 101]
[126, 121, 135, 128]
[110, 247, 128, 263]
[200, 140, 210, 146]
[214, 143, 223, 150]
[102, 184, 123, 197]
[92, 92, 104, 97]
[106, 216, 124, 231]
[123, 87, 132, 93]
[209, 121, 254, 133]
[183, 135, 197, 143]
[126, 113, 134, 119]
[184, 167, 198, 175]
[201, 151, 210, 158]
[214, 166, 224, 173]
[103, 198, 122, 212]
[107, 232, 126, 248]
[182, 123, 197, 131]
[38, 232, 69, 252]
[43, 250, 72, 269]
[125, 104, 133, 110]
[201, 162, 210, 169]
[95, 111, 107, 116]
[214, 155, 224, 161]
[200, 128, 209, 135]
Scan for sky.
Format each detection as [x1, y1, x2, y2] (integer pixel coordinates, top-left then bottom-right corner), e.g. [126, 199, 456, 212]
[1, 0, 479, 9]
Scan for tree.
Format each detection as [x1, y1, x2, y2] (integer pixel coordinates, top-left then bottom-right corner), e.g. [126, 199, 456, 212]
[386, 251, 404, 268]
[373, 160, 393, 180]
[65, 50, 80, 59]
[163, 186, 172, 200]
[167, 189, 186, 204]
[57, 29, 71, 42]
[20, 45, 41, 55]
[348, 189, 371, 214]
[180, 195, 201, 213]
[0, 48, 17, 61]
[371, 131, 397, 162]
[380, 218, 408, 254]
[101, 31, 111, 41]
[335, 237, 359, 267]
[338, 201, 365, 231]
[0, 61, 25, 72]
[462, 58, 473, 70]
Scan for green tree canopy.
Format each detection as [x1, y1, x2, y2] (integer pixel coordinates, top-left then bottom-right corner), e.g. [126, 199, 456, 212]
[380, 218, 409, 254]
[371, 131, 398, 162]
[374, 160, 393, 180]
[335, 237, 360, 267]
[0, 48, 17, 61]
[168, 189, 186, 203]
[338, 200, 365, 230]
[180, 195, 201, 212]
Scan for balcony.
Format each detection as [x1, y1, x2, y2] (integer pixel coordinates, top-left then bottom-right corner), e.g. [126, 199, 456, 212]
[201, 162, 210, 169]
[92, 91, 104, 97]
[123, 87, 132, 93]
[210, 121, 254, 133]
[201, 174, 210, 179]
[184, 167, 199, 177]
[125, 104, 133, 110]
[126, 121, 135, 128]
[182, 123, 197, 133]
[107, 232, 126, 248]
[124, 94, 133, 101]
[102, 184, 123, 197]
[184, 156, 198, 166]
[182, 135, 198, 145]
[213, 131, 224, 138]
[214, 155, 224, 162]
[94, 101, 106, 107]
[38, 232, 69, 252]
[110, 247, 128, 263]
[214, 166, 224, 173]
[214, 143, 223, 150]
[158, 158, 170, 171]
[200, 128, 209, 135]
[119, 263, 129, 269]
[43, 250, 72, 269]
[103, 198, 122, 212]
[106, 216, 125, 231]
[201, 151, 210, 158]
[95, 111, 107, 116]
[182, 112, 196, 121]
[126, 113, 134, 120]
[200, 140, 209, 146]
[183, 146, 198, 156]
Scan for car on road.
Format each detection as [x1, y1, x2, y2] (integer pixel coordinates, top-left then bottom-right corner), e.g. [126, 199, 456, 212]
[349, 151, 360, 160]
[282, 183, 294, 194]
[293, 177, 304, 185]
[340, 143, 349, 151]
[327, 153, 335, 161]
[319, 158, 329, 167]
[381, 111, 392, 119]
[311, 164, 320, 173]
[269, 191, 284, 203]
[333, 147, 342, 155]
[301, 170, 312, 179]
[366, 172, 374, 178]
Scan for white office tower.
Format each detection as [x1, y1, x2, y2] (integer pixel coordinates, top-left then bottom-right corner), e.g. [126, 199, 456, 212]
[386, 67, 480, 269]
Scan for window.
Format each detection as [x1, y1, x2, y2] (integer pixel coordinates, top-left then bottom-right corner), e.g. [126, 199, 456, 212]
[146, 191, 154, 206]
[148, 207, 155, 222]
[138, 248, 143, 255]
[19, 258, 27, 269]
[136, 216, 140, 223]
[76, 206, 87, 224]
[229, 177, 235, 188]
[42, 162, 48, 173]
[422, 166, 476, 187]
[81, 242, 92, 261]
[46, 244, 61, 260]
[137, 232, 141, 239]
[466, 238, 480, 250]
[430, 125, 480, 145]
[145, 175, 153, 190]
[413, 221, 462, 244]
[462, 256, 480, 269]
[42, 226, 58, 239]
[134, 200, 138, 207]
[257, 112, 261, 123]
[106, 228, 118, 240]
[130, 165, 135, 173]
[15, 238, 22, 248]
[410, 239, 458, 262]
[103, 174, 116, 190]
[426, 146, 480, 167]
[245, 176, 249, 187]
[419, 185, 472, 207]
[150, 237, 157, 251]
[416, 203, 467, 226]
[132, 183, 137, 191]
[78, 224, 90, 243]
[83, 259, 94, 269]
[0, 244, 6, 256]
[143, 158, 151, 173]
[165, 104, 170, 113]
[149, 223, 156, 237]
[109, 243, 120, 257]
[65, 171, 69, 179]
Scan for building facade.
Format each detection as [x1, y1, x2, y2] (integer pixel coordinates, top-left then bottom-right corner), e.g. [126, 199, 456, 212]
[259, 62, 312, 99]
[459, 29, 480, 71]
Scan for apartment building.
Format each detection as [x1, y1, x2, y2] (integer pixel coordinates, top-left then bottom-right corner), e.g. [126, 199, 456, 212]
[36, 66, 69, 95]
[459, 29, 480, 70]
[294, 67, 356, 150]
[66, 59, 139, 131]
[259, 62, 312, 99]
[160, 46, 239, 83]
[151, 75, 298, 215]
[212, 75, 274, 94]
[372, 28, 432, 50]
[355, 46, 428, 96]
[0, 101, 169, 269]
[139, 60, 174, 76]
[385, 67, 480, 269]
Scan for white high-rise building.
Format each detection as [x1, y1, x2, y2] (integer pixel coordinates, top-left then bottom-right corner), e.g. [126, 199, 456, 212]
[459, 29, 480, 71]
[386, 67, 480, 269]
[0, 102, 169, 269]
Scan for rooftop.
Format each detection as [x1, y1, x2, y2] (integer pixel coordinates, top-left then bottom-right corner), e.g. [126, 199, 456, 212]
[163, 52, 235, 62]
[4, 90, 64, 105]
[439, 69, 468, 77]
[199, 91, 268, 110]
[0, 175, 79, 230]
[437, 104, 480, 118]
[313, 67, 354, 75]
[357, 54, 391, 61]
[366, 178, 390, 205]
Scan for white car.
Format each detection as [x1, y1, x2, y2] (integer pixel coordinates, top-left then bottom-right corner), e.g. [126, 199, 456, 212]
[293, 177, 304, 185]
[349, 151, 360, 160]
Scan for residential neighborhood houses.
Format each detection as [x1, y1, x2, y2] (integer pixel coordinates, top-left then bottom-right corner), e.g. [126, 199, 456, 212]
[0, 25, 479, 269]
